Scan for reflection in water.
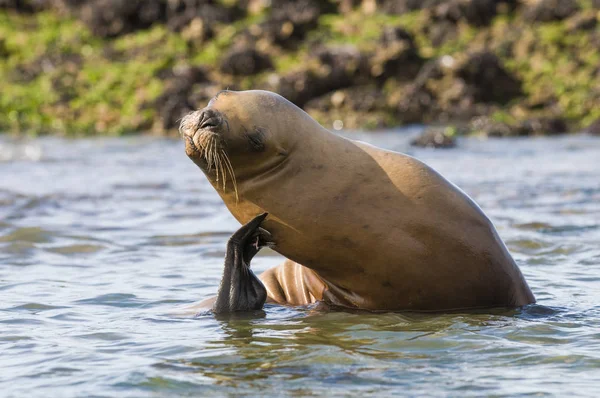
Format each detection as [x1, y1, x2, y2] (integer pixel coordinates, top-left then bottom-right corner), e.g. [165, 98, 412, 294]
[1, 135, 599, 396]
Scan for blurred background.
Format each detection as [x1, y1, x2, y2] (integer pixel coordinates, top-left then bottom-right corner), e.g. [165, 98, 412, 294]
[0, 0, 599, 139]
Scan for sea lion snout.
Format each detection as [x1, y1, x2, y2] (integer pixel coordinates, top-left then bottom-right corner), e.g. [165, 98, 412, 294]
[179, 108, 223, 140]
[197, 108, 222, 130]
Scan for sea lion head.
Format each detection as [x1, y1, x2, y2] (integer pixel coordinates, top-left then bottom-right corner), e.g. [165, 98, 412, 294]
[180, 90, 301, 198]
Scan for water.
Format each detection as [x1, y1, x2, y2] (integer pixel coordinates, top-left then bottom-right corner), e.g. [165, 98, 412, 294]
[1, 132, 599, 397]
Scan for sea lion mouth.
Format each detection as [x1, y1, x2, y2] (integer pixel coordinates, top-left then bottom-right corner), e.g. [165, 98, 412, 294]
[180, 110, 239, 201]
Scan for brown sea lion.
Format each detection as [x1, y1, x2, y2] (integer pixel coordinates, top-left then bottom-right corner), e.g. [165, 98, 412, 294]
[180, 90, 535, 313]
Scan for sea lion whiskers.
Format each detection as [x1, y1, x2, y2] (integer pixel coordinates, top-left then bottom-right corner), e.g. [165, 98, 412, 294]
[202, 134, 211, 167]
[221, 149, 239, 202]
[207, 136, 216, 172]
[219, 149, 227, 191]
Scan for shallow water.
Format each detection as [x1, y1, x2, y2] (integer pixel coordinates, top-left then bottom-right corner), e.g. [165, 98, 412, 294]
[1, 131, 599, 397]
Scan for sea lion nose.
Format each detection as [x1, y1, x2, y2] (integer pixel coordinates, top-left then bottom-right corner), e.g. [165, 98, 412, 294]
[198, 108, 222, 130]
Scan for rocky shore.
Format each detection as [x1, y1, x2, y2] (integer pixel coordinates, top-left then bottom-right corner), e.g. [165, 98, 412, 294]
[0, 0, 598, 136]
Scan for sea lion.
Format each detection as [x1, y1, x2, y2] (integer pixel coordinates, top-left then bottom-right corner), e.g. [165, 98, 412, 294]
[180, 89, 535, 313]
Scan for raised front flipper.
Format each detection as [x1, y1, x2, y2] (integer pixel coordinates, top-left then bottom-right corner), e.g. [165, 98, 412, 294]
[213, 213, 273, 314]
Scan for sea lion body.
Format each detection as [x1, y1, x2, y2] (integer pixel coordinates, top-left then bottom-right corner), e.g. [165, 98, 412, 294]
[182, 90, 535, 311]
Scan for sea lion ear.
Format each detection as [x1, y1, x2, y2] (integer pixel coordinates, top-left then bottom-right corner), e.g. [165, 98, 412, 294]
[245, 126, 266, 152]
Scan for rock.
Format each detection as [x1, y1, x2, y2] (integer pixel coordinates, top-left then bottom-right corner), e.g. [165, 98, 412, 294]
[9, 53, 81, 83]
[395, 59, 452, 123]
[49, 0, 244, 38]
[455, 51, 522, 104]
[411, 127, 457, 148]
[566, 11, 598, 32]
[0, 0, 48, 12]
[430, 0, 498, 27]
[586, 119, 600, 135]
[265, 45, 369, 107]
[376, 0, 445, 14]
[369, 27, 422, 82]
[165, 1, 244, 32]
[468, 116, 513, 137]
[305, 85, 387, 113]
[68, 0, 166, 38]
[219, 47, 273, 76]
[304, 85, 393, 130]
[395, 54, 512, 124]
[467, 116, 568, 137]
[523, 0, 579, 22]
[397, 84, 439, 124]
[151, 65, 209, 132]
[515, 117, 567, 136]
[421, 0, 517, 45]
[245, 0, 333, 49]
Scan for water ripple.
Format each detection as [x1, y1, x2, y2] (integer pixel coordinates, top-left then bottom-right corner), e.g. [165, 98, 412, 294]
[1, 135, 599, 396]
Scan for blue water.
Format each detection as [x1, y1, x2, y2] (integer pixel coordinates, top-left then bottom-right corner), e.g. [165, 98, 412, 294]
[1, 132, 599, 397]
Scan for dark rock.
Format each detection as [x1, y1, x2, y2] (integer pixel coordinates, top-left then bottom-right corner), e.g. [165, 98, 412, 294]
[566, 11, 598, 32]
[523, 0, 579, 22]
[245, 0, 333, 49]
[421, 0, 519, 45]
[516, 117, 567, 136]
[165, 1, 245, 32]
[395, 59, 444, 123]
[376, 0, 445, 14]
[70, 0, 166, 38]
[305, 85, 387, 113]
[51, 0, 244, 38]
[425, 20, 459, 47]
[395, 53, 518, 125]
[219, 47, 273, 76]
[397, 84, 440, 124]
[586, 119, 600, 135]
[467, 116, 568, 137]
[430, 0, 498, 27]
[0, 0, 48, 12]
[304, 85, 393, 130]
[369, 27, 422, 82]
[266, 45, 369, 107]
[411, 127, 457, 148]
[151, 65, 209, 132]
[312, 45, 368, 76]
[455, 51, 522, 104]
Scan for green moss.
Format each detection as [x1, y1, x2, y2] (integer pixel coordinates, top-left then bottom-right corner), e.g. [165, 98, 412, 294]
[274, 52, 306, 73]
[0, 12, 100, 65]
[192, 13, 266, 66]
[491, 110, 517, 125]
[1, 4, 598, 135]
[0, 11, 182, 135]
[577, 0, 596, 10]
[497, 17, 599, 128]
[315, 11, 420, 49]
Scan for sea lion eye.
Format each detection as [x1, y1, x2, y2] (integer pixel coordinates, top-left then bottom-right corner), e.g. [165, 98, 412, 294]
[246, 127, 266, 152]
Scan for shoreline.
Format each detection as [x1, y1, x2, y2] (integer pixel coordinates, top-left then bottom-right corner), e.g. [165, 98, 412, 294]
[0, 1, 598, 137]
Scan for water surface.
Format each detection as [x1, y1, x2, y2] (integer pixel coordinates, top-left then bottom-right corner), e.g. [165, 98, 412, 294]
[1, 132, 599, 396]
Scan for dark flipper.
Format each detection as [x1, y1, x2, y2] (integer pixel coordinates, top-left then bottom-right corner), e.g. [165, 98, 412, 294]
[212, 213, 272, 314]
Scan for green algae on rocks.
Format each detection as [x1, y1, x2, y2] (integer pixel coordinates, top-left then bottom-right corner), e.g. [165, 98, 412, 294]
[0, 0, 598, 136]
